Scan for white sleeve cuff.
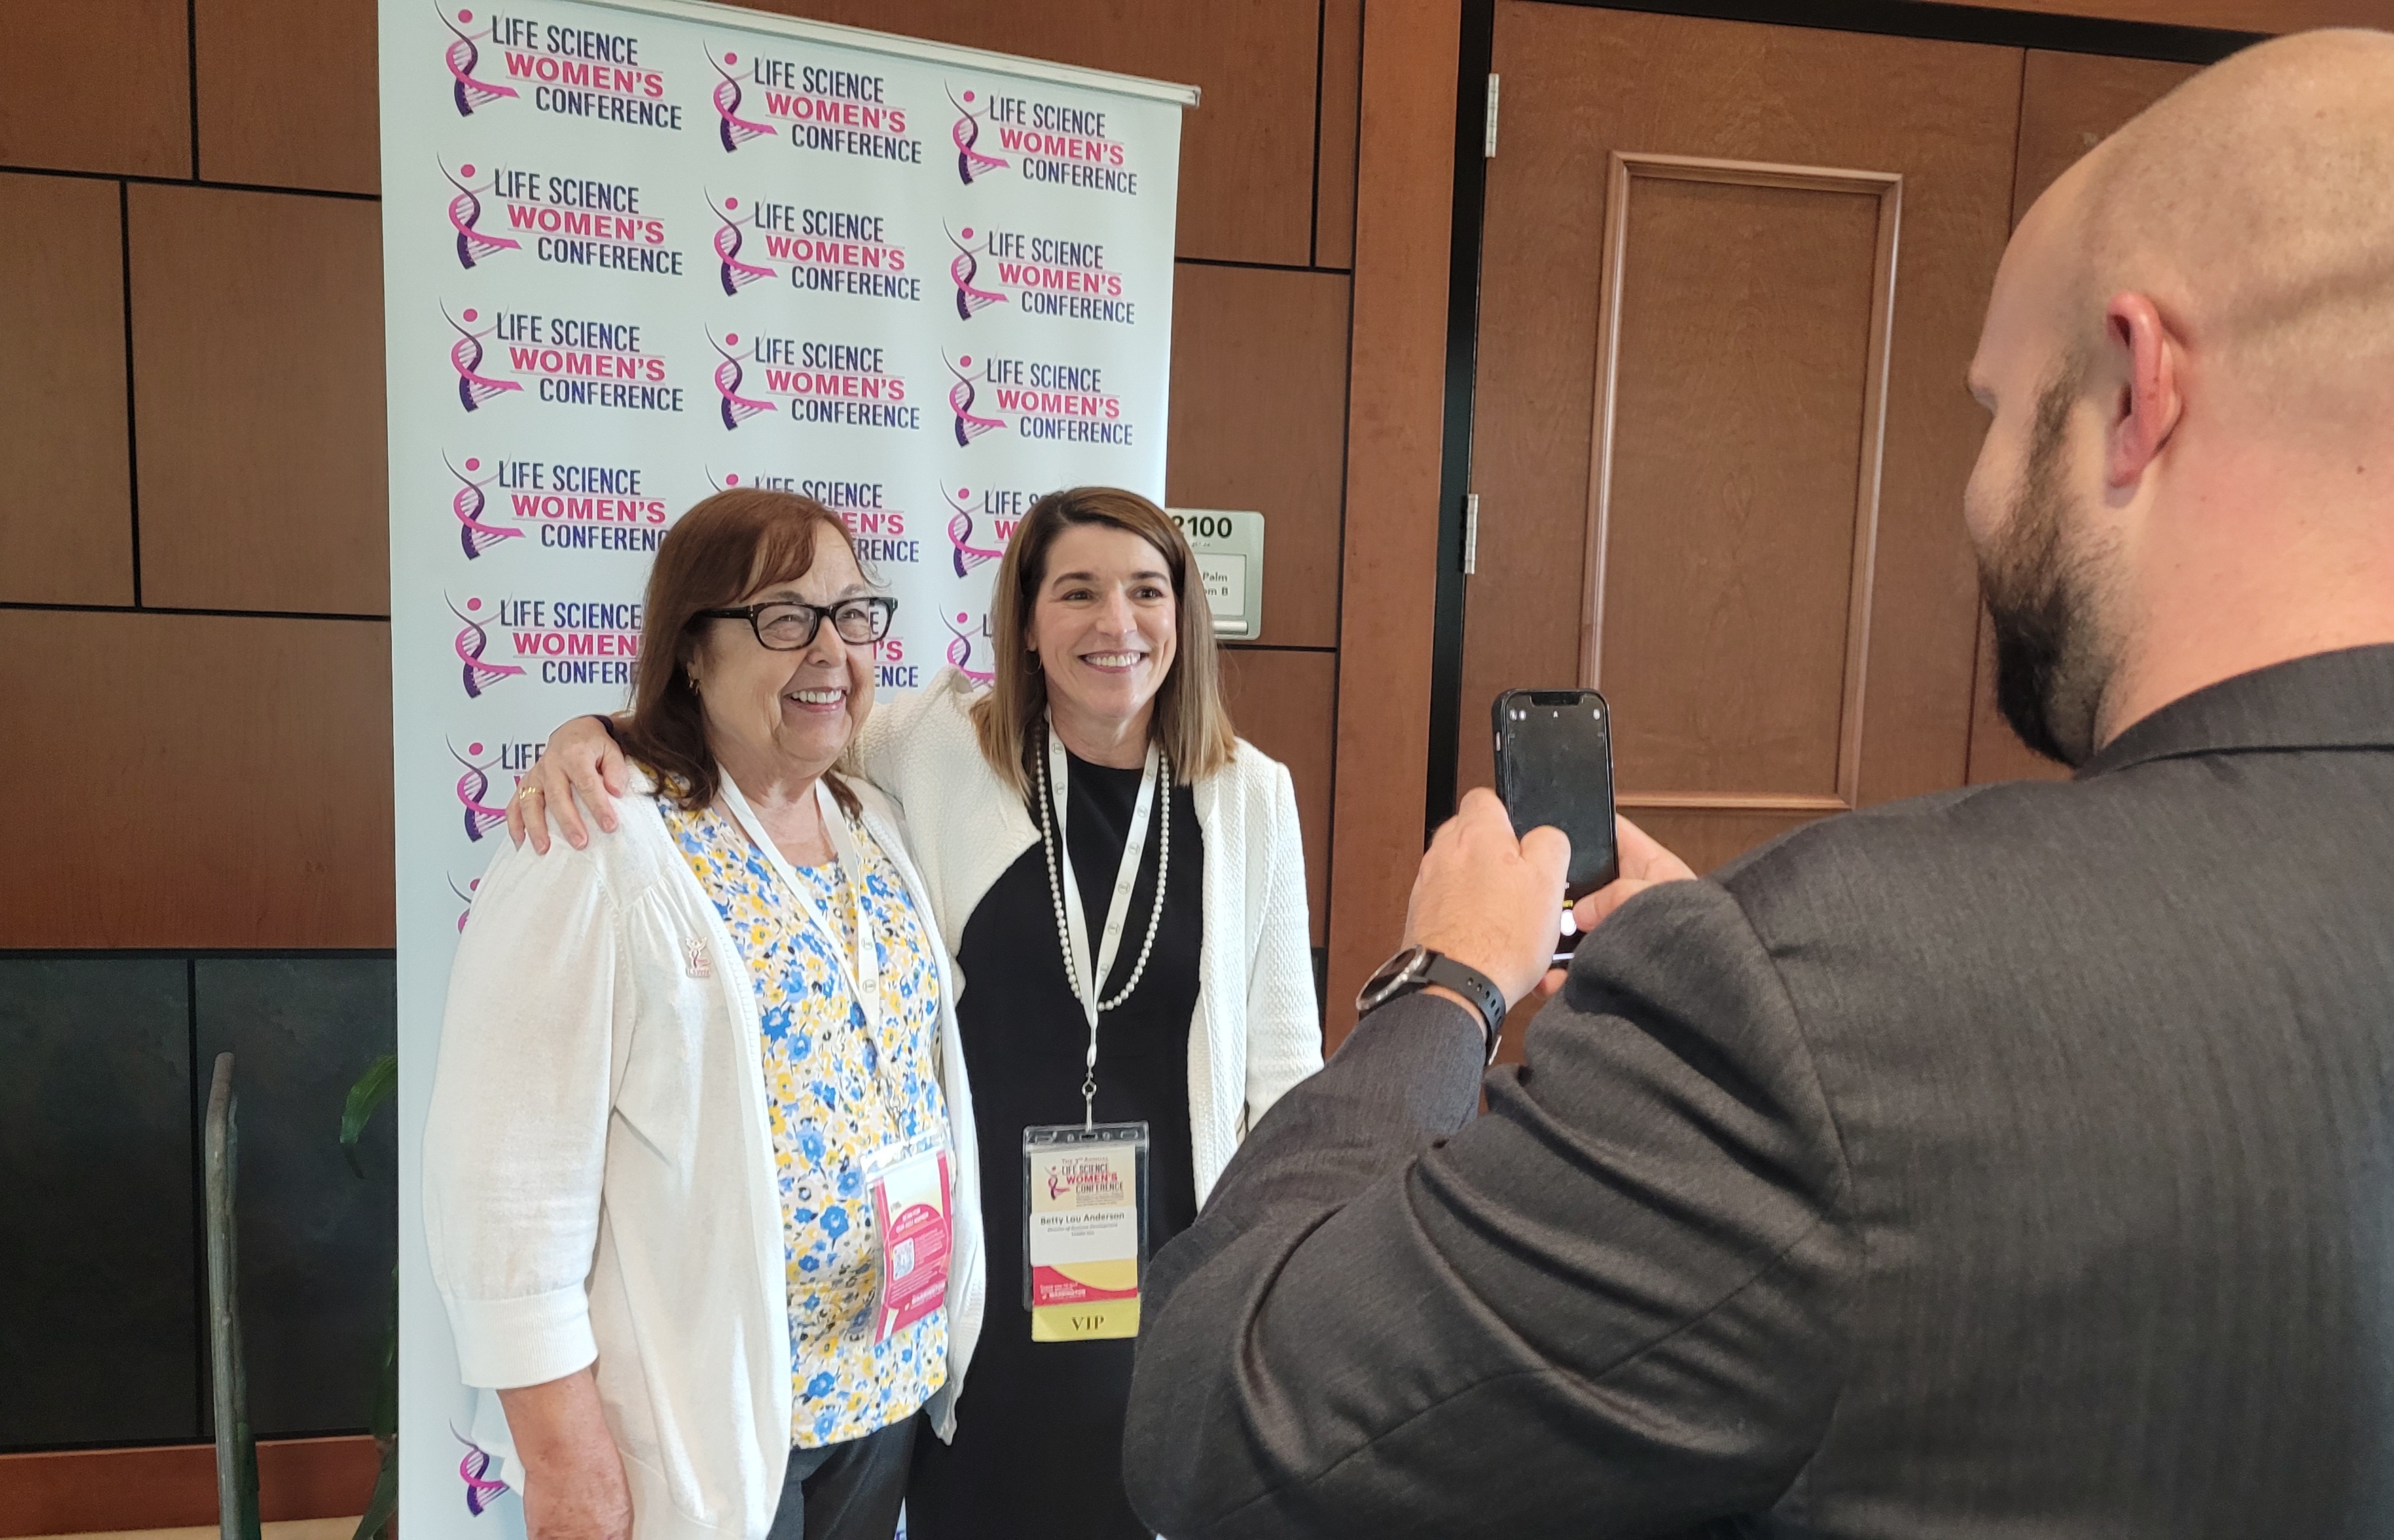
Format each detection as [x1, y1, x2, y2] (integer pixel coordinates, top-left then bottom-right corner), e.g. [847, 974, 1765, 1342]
[445, 1283, 600, 1389]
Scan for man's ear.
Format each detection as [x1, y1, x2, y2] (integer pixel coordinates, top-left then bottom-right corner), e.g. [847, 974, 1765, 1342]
[2105, 291, 2183, 489]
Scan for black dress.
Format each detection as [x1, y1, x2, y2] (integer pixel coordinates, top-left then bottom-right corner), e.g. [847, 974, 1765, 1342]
[906, 744, 1203, 1539]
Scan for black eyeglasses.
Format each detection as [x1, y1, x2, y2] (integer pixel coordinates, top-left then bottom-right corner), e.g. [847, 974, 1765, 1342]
[697, 596, 897, 650]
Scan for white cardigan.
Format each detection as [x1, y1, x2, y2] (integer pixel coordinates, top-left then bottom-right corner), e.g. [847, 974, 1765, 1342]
[422, 775, 984, 1540]
[854, 667, 1323, 1200]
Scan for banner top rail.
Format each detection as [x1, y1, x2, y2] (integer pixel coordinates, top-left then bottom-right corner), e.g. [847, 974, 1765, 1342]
[548, 0, 1202, 106]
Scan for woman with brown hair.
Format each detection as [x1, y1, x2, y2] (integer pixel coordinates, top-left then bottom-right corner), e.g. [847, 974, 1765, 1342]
[425, 490, 983, 1540]
[513, 485, 1322, 1537]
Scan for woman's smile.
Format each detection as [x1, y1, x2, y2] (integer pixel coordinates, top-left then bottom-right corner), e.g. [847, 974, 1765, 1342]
[784, 684, 850, 713]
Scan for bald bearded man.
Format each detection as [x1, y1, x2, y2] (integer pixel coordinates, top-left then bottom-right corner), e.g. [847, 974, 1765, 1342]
[1124, 29, 2394, 1540]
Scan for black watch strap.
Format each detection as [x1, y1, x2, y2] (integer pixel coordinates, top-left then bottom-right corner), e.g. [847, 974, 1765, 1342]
[1420, 953, 1508, 1061]
[1356, 946, 1508, 1063]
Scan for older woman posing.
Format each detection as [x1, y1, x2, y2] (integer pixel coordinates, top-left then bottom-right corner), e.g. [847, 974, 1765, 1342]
[427, 490, 981, 1540]
[513, 485, 1322, 1538]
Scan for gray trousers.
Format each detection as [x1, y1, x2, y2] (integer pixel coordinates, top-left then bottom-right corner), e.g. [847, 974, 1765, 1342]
[763, 1415, 916, 1540]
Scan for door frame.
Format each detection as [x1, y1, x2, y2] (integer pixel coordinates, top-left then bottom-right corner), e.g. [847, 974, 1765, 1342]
[1421, 0, 2264, 835]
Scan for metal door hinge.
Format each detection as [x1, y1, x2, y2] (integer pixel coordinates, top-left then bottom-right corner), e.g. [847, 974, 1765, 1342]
[1484, 74, 1500, 158]
[1462, 492, 1481, 575]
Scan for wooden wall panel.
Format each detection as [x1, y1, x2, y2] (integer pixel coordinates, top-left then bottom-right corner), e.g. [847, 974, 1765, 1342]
[0, 612, 394, 948]
[1325, 0, 1459, 1040]
[1599, 172, 1884, 799]
[1220, 648, 1337, 944]
[0, 1435, 380, 1535]
[128, 184, 388, 615]
[1168, 265, 1352, 650]
[1965, 48, 2197, 786]
[0, 175, 134, 606]
[1316, 0, 1364, 269]
[1912, 0, 2394, 33]
[1462, 7, 2020, 870]
[0, 0, 190, 178]
[196, 0, 380, 194]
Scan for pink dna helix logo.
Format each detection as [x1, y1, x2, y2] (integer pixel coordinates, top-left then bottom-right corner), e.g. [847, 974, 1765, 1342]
[447, 305, 522, 412]
[709, 194, 775, 297]
[439, 7, 519, 117]
[448, 873, 482, 932]
[447, 454, 520, 560]
[944, 485, 1006, 579]
[945, 352, 1004, 448]
[441, 160, 520, 270]
[943, 610, 996, 685]
[948, 86, 1009, 185]
[710, 332, 773, 430]
[452, 1426, 511, 1515]
[946, 224, 1008, 322]
[448, 595, 524, 699]
[450, 740, 509, 841]
[708, 48, 772, 153]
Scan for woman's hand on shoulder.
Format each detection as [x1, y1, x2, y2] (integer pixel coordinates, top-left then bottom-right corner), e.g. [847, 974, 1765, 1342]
[508, 716, 631, 854]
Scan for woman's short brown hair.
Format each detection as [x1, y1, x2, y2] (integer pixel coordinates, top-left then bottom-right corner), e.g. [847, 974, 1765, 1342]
[969, 485, 1237, 794]
[615, 488, 864, 814]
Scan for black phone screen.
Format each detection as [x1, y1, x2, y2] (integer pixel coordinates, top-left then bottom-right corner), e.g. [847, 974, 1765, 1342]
[1493, 690, 1619, 910]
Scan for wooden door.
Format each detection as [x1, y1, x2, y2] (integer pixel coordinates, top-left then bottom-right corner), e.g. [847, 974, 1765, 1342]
[1459, 5, 2024, 875]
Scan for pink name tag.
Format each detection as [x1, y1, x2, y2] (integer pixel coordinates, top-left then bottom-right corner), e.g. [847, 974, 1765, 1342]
[868, 1142, 952, 1342]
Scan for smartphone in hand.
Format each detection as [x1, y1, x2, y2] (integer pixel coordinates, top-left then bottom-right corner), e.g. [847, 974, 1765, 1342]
[1492, 689, 1618, 963]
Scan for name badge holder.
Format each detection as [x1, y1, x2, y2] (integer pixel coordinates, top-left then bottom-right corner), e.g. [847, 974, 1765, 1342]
[717, 777, 954, 1343]
[1024, 723, 1168, 1343]
[866, 1131, 953, 1342]
[1023, 1122, 1149, 1340]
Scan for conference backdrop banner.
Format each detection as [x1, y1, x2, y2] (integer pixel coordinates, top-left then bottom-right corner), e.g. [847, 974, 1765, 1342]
[378, 0, 1190, 1526]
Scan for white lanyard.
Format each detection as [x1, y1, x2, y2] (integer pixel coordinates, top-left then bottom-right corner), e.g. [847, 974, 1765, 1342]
[1044, 724, 1163, 1120]
[716, 775, 883, 1042]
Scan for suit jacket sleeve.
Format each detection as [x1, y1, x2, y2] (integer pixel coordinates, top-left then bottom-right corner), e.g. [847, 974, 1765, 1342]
[1123, 879, 1854, 1539]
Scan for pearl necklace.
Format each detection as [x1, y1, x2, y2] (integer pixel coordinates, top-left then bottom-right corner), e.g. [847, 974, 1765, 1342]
[1037, 734, 1172, 1021]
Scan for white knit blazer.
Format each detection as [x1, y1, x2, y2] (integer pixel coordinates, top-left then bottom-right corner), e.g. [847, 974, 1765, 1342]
[854, 667, 1323, 1200]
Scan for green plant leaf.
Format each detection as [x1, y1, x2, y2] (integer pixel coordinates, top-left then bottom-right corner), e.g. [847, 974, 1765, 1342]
[340, 1055, 397, 1178]
[351, 1435, 399, 1540]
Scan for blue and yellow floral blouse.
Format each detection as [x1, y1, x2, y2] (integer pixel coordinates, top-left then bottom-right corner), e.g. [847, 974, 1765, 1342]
[665, 799, 949, 1448]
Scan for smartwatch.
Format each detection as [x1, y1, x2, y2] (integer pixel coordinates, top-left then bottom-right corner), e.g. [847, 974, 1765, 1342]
[1355, 945, 1508, 1064]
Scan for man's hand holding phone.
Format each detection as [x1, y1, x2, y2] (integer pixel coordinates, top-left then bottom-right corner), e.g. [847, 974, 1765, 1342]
[1537, 815, 1697, 997]
[1406, 790, 1574, 1012]
[1407, 794, 1698, 1021]
[1574, 815, 1698, 929]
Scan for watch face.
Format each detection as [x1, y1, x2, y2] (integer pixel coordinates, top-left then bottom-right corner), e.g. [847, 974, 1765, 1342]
[1356, 945, 1428, 1012]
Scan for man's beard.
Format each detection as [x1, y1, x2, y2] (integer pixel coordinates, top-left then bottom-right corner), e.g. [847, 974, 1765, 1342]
[1978, 366, 2118, 768]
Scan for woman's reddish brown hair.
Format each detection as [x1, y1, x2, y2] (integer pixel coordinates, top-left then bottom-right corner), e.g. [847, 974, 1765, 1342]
[613, 488, 863, 814]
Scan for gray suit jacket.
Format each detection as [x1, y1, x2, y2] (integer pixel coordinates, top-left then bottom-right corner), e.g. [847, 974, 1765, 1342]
[1124, 646, 2394, 1539]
